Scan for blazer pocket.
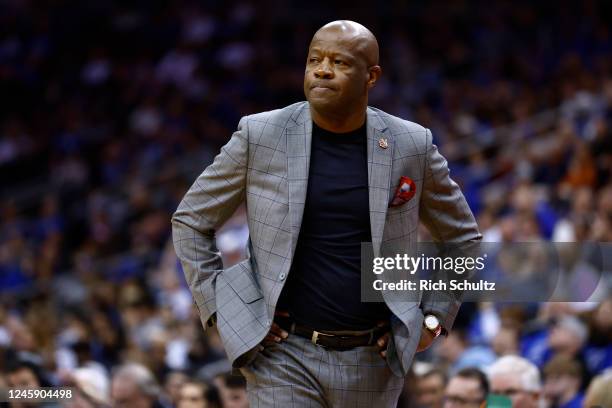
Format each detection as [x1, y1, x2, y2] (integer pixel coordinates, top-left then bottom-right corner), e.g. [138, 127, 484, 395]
[222, 260, 264, 304]
[389, 176, 417, 208]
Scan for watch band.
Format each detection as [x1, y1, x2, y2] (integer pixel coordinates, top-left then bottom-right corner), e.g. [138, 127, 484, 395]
[424, 314, 442, 338]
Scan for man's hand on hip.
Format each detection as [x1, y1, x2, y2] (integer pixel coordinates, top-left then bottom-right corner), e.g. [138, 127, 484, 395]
[377, 321, 438, 359]
[376, 320, 391, 360]
[416, 326, 436, 352]
[262, 310, 290, 346]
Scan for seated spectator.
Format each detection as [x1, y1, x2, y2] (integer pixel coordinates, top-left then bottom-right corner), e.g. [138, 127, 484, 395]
[584, 298, 612, 375]
[543, 355, 584, 408]
[583, 370, 612, 408]
[213, 372, 248, 408]
[164, 371, 189, 408]
[63, 366, 111, 408]
[522, 315, 589, 369]
[110, 363, 167, 408]
[488, 355, 541, 408]
[3, 352, 52, 389]
[492, 327, 520, 356]
[415, 368, 447, 408]
[177, 380, 209, 408]
[549, 316, 589, 360]
[443, 367, 489, 408]
[436, 329, 496, 375]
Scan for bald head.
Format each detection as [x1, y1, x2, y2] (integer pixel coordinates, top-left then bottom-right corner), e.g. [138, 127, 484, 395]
[311, 20, 379, 67]
[304, 20, 382, 131]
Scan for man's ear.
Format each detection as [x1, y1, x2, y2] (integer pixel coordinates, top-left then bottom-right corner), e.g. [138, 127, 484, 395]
[367, 65, 382, 89]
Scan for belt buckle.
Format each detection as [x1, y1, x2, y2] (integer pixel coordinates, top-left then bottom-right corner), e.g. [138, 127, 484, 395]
[311, 330, 333, 347]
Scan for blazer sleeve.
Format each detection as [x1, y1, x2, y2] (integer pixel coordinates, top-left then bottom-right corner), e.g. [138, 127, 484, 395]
[418, 128, 482, 333]
[171, 116, 249, 328]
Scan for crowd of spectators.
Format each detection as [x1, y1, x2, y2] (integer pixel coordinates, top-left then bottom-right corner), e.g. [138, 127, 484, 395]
[0, 0, 611, 406]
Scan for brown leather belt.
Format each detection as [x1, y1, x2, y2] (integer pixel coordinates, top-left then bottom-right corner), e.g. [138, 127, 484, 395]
[274, 316, 389, 351]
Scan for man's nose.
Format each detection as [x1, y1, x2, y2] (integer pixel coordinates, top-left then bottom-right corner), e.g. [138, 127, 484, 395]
[314, 58, 334, 79]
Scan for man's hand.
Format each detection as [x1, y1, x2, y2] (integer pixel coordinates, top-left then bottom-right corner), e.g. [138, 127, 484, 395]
[376, 322, 439, 359]
[376, 321, 391, 359]
[416, 326, 436, 352]
[261, 310, 290, 347]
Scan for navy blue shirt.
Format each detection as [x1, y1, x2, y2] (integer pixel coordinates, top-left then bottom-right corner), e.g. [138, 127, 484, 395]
[277, 121, 390, 330]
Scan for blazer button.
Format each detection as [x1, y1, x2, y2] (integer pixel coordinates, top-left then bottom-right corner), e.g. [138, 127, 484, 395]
[279, 272, 286, 281]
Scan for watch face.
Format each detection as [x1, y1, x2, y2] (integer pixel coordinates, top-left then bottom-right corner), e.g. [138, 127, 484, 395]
[425, 315, 439, 330]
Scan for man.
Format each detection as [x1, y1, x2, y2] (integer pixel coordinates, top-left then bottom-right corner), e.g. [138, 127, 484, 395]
[436, 329, 496, 375]
[443, 368, 488, 408]
[542, 355, 584, 408]
[414, 368, 447, 408]
[110, 363, 166, 408]
[177, 381, 209, 408]
[64, 366, 111, 408]
[172, 20, 480, 407]
[164, 371, 189, 408]
[213, 373, 248, 408]
[523, 314, 588, 369]
[4, 355, 57, 408]
[488, 355, 541, 408]
[5, 360, 43, 390]
[491, 327, 520, 356]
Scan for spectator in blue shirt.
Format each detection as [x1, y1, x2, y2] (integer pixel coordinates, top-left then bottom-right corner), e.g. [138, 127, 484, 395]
[542, 355, 584, 408]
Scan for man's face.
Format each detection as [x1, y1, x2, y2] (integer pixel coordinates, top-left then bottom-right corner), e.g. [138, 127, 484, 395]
[6, 367, 41, 408]
[416, 374, 445, 408]
[7, 367, 40, 388]
[548, 325, 581, 354]
[166, 372, 188, 405]
[303, 29, 372, 115]
[219, 387, 248, 408]
[490, 374, 539, 408]
[111, 378, 153, 408]
[543, 374, 579, 403]
[177, 383, 207, 408]
[443, 377, 485, 408]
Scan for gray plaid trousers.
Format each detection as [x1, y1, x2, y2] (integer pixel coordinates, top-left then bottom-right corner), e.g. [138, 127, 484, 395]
[239, 333, 405, 407]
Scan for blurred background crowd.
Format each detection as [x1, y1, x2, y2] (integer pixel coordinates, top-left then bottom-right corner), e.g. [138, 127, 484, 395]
[0, 0, 611, 407]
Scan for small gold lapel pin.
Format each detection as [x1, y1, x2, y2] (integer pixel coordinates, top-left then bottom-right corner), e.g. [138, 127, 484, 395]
[379, 138, 388, 149]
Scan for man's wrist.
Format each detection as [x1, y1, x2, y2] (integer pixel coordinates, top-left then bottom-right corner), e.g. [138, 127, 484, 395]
[423, 314, 443, 338]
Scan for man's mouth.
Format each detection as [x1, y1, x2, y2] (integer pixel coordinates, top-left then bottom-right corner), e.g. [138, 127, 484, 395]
[310, 83, 336, 90]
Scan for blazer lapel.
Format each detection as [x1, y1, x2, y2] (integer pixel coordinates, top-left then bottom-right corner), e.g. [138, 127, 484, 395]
[286, 104, 312, 257]
[366, 108, 393, 257]
[285, 104, 393, 260]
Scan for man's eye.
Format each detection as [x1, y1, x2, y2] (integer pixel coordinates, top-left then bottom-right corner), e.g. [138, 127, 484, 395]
[334, 60, 343, 65]
[309, 58, 319, 63]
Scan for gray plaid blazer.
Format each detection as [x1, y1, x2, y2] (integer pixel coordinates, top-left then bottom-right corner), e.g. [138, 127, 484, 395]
[172, 101, 481, 377]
